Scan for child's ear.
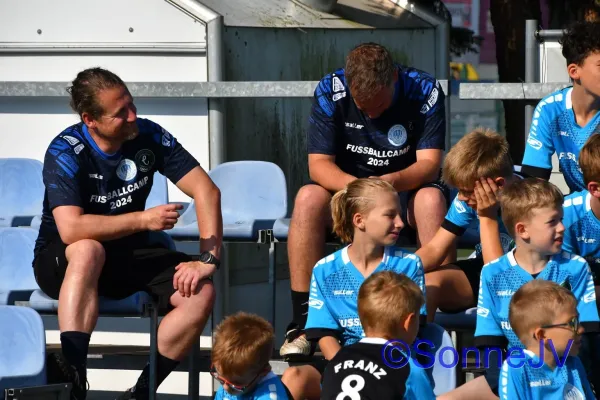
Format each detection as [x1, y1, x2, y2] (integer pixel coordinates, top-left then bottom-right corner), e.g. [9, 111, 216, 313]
[588, 181, 600, 197]
[533, 327, 547, 341]
[494, 177, 506, 188]
[403, 312, 417, 332]
[515, 221, 529, 240]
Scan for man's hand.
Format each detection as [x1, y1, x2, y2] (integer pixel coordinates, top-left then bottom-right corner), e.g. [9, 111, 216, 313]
[173, 261, 216, 297]
[141, 204, 183, 231]
[474, 177, 500, 219]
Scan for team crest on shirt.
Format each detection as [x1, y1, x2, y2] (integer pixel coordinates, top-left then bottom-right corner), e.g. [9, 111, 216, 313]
[563, 383, 584, 400]
[135, 149, 155, 173]
[387, 124, 407, 147]
[116, 159, 137, 181]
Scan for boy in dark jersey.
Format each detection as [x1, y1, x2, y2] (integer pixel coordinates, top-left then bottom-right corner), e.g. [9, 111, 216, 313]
[321, 271, 434, 400]
[282, 42, 452, 360]
[33, 68, 222, 400]
[500, 280, 596, 399]
[522, 21, 600, 193]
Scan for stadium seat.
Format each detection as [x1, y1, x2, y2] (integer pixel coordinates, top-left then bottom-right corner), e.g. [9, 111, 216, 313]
[0, 159, 44, 228]
[0, 228, 40, 305]
[0, 306, 46, 396]
[418, 322, 457, 395]
[28, 231, 176, 400]
[168, 160, 287, 240]
[145, 171, 169, 209]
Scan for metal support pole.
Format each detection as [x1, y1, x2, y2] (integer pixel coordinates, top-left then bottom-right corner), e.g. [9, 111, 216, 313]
[207, 16, 225, 168]
[436, 21, 451, 151]
[524, 20, 540, 145]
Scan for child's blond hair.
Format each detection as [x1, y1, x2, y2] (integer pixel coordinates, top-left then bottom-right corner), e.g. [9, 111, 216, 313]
[509, 280, 577, 342]
[442, 127, 513, 190]
[212, 312, 274, 378]
[579, 133, 600, 185]
[331, 178, 397, 243]
[500, 178, 563, 237]
[358, 271, 424, 337]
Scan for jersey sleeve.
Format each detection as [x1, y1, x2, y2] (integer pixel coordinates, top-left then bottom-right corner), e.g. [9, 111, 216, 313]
[474, 267, 507, 347]
[571, 258, 600, 331]
[441, 196, 475, 236]
[307, 75, 339, 156]
[499, 360, 527, 400]
[561, 229, 579, 254]
[139, 119, 200, 184]
[305, 268, 342, 341]
[403, 253, 428, 317]
[213, 388, 225, 400]
[572, 356, 596, 399]
[43, 138, 84, 210]
[521, 99, 555, 179]
[416, 80, 446, 151]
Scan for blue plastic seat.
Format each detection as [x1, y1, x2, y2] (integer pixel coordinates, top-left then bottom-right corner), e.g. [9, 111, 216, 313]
[434, 307, 478, 331]
[145, 171, 169, 209]
[419, 322, 457, 395]
[168, 161, 288, 241]
[0, 306, 46, 396]
[0, 159, 44, 227]
[0, 228, 40, 305]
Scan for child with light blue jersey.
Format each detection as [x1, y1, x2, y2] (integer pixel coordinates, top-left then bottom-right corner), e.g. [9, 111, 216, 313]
[499, 280, 596, 400]
[211, 312, 291, 400]
[281, 178, 433, 400]
[521, 21, 600, 193]
[562, 134, 600, 305]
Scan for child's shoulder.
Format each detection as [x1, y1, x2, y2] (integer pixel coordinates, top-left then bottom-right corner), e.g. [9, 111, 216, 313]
[250, 372, 290, 400]
[480, 252, 512, 277]
[312, 247, 347, 276]
[552, 251, 588, 268]
[385, 246, 423, 268]
[563, 190, 591, 226]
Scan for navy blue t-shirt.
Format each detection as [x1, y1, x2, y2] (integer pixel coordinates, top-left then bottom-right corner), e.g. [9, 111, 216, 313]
[307, 64, 446, 178]
[35, 118, 199, 255]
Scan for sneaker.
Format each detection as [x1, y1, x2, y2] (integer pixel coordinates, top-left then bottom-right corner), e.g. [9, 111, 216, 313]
[46, 352, 89, 400]
[115, 385, 153, 400]
[279, 327, 315, 361]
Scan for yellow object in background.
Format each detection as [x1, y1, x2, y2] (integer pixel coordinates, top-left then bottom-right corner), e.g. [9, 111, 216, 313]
[450, 62, 480, 81]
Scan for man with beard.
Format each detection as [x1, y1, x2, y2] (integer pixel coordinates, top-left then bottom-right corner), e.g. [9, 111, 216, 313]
[32, 68, 222, 400]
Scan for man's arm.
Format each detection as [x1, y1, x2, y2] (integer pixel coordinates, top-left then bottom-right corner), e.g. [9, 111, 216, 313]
[379, 149, 442, 192]
[175, 166, 223, 259]
[308, 154, 355, 192]
[52, 205, 179, 245]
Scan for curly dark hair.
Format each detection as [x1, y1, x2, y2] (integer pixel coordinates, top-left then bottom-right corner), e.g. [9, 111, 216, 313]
[560, 21, 600, 66]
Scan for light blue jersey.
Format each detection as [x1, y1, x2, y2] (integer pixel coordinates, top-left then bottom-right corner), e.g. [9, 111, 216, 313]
[563, 190, 600, 284]
[443, 195, 515, 257]
[522, 87, 600, 193]
[475, 250, 599, 350]
[214, 372, 289, 399]
[499, 351, 595, 400]
[305, 245, 426, 346]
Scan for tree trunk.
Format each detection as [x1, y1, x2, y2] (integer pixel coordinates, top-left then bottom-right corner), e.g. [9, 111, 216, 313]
[489, 0, 541, 164]
[548, 0, 600, 28]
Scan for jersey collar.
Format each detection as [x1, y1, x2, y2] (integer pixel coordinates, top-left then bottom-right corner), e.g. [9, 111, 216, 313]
[359, 337, 388, 344]
[341, 246, 392, 265]
[81, 123, 121, 160]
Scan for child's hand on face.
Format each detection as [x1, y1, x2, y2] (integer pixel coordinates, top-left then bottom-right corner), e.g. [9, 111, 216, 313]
[474, 177, 500, 218]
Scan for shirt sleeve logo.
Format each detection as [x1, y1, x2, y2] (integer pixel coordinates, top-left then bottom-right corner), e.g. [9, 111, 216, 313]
[116, 159, 138, 181]
[135, 149, 156, 173]
[387, 124, 407, 147]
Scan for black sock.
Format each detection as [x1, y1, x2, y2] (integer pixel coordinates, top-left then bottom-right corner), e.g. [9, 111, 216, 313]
[291, 290, 309, 330]
[60, 331, 91, 373]
[133, 352, 180, 396]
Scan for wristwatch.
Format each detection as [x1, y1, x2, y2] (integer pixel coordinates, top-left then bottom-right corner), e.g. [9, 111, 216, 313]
[199, 251, 220, 269]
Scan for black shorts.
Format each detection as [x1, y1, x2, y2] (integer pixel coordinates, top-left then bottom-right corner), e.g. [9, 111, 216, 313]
[33, 238, 193, 311]
[438, 257, 484, 313]
[306, 175, 450, 243]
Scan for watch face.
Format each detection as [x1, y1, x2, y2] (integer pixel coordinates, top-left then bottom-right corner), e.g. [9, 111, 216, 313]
[200, 253, 211, 263]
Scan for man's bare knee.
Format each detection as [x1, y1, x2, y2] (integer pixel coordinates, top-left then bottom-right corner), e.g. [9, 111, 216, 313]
[65, 239, 105, 278]
[171, 279, 216, 320]
[291, 185, 332, 223]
